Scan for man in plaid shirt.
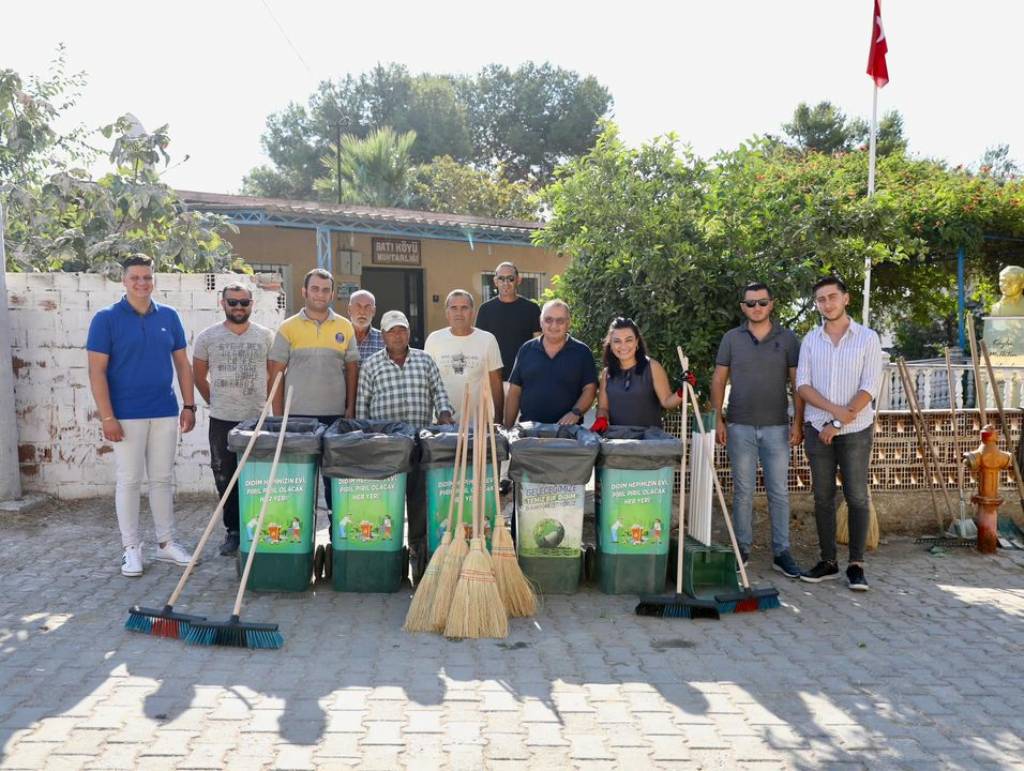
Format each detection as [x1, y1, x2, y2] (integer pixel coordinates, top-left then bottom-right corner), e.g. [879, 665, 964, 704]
[356, 310, 453, 582]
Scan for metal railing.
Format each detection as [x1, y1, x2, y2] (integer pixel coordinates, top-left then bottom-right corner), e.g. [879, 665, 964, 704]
[877, 360, 1024, 410]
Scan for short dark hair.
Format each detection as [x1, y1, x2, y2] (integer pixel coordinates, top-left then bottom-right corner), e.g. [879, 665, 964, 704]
[602, 317, 650, 378]
[222, 282, 253, 298]
[742, 282, 771, 300]
[304, 268, 334, 290]
[812, 275, 848, 296]
[122, 254, 154, 270]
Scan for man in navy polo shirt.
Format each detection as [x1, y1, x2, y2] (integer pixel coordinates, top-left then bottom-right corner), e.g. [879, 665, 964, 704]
[87, 255, 197, 577]
[503, 299, 597, 427]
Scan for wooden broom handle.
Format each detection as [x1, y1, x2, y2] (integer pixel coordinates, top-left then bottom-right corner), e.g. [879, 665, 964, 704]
[896, 359, 946, 531]
[233, 387, 293, 615]
[483, 378, 504, 530]
[445, 387, 473, 536]
[165, 370, 284, 607]
[675, 347, 689, 596]
[898, 358, 955, 522]
[966, 314, 988, 423]
[944, 348, 966, 497]
[454, 388, 473, 536]
[980, 341, 1024, 510]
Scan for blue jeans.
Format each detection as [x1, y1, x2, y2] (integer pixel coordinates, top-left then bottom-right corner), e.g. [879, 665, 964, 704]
[803, 424, 873, 564]
[726, 423, 792, 556]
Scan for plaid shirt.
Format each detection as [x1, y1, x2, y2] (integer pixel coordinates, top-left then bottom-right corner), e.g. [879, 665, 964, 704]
[356, 327, 384, 361]
[356, 347, 453, 428]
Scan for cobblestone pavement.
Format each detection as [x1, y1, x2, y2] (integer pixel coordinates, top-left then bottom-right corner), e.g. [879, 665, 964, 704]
[2, 496, 1023, 770]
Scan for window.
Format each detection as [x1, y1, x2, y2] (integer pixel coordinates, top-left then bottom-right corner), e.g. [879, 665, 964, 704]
[481, 271, 546, 302]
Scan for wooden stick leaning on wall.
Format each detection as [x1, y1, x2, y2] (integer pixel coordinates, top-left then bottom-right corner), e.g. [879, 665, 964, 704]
[895, 359, 948, 533]
[980, 341, 1024, 515]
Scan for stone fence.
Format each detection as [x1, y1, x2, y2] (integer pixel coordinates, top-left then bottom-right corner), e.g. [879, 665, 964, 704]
[6, 272, 285, 499]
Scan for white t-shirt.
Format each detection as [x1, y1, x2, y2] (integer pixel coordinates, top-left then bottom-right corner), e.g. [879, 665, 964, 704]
[424, 327, 503, 421]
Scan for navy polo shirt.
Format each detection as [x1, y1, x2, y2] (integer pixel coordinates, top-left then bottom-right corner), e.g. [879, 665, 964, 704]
[509, 336, 598, 423]
[86, 297, 187, 420]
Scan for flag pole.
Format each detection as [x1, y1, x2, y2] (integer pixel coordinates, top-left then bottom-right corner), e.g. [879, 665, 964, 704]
[863, 82, 878, 327]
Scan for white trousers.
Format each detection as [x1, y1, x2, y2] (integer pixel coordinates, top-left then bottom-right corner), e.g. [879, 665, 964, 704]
[112, 417, 178, 547]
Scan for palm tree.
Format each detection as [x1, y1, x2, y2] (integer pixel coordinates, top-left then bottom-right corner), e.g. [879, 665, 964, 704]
[315, 127, 417, 207]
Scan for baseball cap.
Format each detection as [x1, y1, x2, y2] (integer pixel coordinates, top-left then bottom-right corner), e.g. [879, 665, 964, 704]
[380, 310, 410, 332]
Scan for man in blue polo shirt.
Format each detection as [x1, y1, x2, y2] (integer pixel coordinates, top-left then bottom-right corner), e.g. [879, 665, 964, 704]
[87, 255, 197, 577]
[503, 299, 597, 427]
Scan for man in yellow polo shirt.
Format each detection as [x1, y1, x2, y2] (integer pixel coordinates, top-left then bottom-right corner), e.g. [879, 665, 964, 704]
[269, 268, 360, 510]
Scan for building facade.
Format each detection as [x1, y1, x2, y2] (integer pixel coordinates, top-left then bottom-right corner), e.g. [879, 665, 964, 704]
[180, 192, 564, 347]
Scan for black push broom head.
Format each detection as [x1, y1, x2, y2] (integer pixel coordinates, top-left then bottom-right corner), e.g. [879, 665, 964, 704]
[184, 614, 284, 649]
[635, 593, 721, 620]
[125, 605, 207, 640]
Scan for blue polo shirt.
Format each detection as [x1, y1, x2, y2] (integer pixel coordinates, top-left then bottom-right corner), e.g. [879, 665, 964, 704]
[509, 336, 598, 423]
[86, 297, 187, 420]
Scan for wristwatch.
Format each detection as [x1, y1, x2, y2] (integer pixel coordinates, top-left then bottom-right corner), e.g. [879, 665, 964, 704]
[570, 407, 583, 417]
[829, 419, 842, 429]
[182, 404, 197, 413]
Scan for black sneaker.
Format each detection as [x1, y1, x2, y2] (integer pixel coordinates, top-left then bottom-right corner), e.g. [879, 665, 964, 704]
[772, 551, 804, 579]
[846, 564, 869, 591]
[735, 550, 750, 572]
[219, 530, 239, 556]
[799, 560, 839, 583]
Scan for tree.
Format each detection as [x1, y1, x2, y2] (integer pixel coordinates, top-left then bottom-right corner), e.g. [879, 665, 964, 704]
[409, 156, 536, 219]
[978, 143, 1020, 181]
[313, 127, 418, 208]
[783, 100, 905, 157]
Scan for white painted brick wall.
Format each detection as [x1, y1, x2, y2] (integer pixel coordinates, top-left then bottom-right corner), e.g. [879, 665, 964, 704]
[7, 272, 285, 500]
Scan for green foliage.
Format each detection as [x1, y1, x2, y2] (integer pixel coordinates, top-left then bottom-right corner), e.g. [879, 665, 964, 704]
[313, 127, 417, 207]
[2, 57, 239, 276]
[243, 61, 612, 200]
[409, 156, 536, 220]
[783, 100, 905, 157]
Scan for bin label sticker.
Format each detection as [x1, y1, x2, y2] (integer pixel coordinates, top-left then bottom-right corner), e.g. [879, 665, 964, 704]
[597, 467, 672, 555]
[425, 465, 497, 551]
[239, 459, 315, 554]
[516, 479, 584, 559]
[331, 473, 406, 552]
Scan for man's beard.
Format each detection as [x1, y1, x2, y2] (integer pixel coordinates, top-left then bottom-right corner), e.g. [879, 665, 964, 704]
[226, 311, 251, 323]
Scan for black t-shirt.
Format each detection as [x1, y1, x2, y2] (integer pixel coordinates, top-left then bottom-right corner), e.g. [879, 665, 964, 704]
[476, 296, 541, 380]
[509, 336, 598, 424]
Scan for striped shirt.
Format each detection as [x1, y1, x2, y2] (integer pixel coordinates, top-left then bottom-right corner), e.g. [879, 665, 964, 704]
[796, 319, 883, 434]
[356, 327, 384, 361]
[355, 347, 453, 429]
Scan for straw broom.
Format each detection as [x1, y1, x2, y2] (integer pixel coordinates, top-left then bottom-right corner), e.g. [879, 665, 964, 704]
[404, 388, 471, 632]
[444, 388, 508, 639]
[483, 376, 536, 617]
[429, 388, 474, 631]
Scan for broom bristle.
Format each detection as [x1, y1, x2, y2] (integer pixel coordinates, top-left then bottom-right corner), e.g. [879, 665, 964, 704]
[491, 519, 536, 617]
[403, 535, 450, 633]
[836, 497, 879, 550]
[444, 539, 508, 639]
[429, 535, 468, 631]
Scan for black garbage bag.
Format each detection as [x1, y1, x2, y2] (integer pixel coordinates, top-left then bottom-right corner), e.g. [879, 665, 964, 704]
[507, 422, 599, 485]
[321, 419, 417, 479]
[227, 417, 325, 458]
[596, 425, 683, 471]
[418, 423, 509, 470]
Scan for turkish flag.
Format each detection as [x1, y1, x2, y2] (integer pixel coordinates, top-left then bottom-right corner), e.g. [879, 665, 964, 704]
[866, 0, 889, 87]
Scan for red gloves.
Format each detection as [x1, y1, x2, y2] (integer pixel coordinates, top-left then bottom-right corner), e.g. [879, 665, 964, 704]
[676, 370, 698, 398]
[591, 416, 609, 434]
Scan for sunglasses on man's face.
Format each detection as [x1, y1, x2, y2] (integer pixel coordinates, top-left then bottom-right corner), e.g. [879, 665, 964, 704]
[495, 275, 516, 283]
[225, 299, 252, 308]
[741, 299, 771, 308]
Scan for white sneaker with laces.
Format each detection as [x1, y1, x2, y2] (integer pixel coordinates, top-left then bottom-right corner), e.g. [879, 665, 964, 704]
[154, 541, 193, 567]
[121, 544, 143, 577]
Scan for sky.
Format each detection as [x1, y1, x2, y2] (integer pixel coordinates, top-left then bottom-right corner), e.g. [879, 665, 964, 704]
[5, 1, 1022, 194]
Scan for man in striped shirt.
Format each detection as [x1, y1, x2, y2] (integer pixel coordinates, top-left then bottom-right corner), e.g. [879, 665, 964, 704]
[795, 276, 883, 591]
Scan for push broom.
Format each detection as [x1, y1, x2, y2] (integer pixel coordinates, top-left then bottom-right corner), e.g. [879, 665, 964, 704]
[483, 376, 536, 617]
[635, 351, 720, 619]
[945, 347, 976, 539]
[679, 348, 780, 613]
[184, 386, 294, 650]
[404, 387, 471, 632]
[126, 371, 284, 639]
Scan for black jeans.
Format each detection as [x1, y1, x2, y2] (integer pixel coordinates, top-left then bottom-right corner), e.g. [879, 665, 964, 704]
[209, 417, 241, 533]
[804, 424, 873, 564]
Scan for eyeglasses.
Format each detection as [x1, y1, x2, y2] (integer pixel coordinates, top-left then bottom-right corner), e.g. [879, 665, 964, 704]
[225, 299, 252, 308]
[741, 299, 771, 308]
[495, 275, 516, 283]
[542, 317, 568, 325]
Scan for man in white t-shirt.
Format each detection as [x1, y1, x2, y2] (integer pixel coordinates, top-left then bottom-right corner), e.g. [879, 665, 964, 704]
[424, 289, 503, 423]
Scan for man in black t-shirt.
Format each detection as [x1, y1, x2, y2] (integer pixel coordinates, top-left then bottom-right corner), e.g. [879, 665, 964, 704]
[475, 261, 541, 383]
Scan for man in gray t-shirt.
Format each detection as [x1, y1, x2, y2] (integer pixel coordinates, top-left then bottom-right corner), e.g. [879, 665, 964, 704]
[193, 283, 274, 555]
[709, 282, 805, 578]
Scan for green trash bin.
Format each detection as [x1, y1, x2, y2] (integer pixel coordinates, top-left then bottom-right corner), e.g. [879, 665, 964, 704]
[321, 419, 417, 593]
[595, 426, 683, 594]
[509, 423, 599, 594]
[419, 424, 508, 556]
[228, 417, 325, 592]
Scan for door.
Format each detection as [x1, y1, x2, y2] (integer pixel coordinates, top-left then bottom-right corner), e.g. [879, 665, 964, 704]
[360, 268, 426, 347]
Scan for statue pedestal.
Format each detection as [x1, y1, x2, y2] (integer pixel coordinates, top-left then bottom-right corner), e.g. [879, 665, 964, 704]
[981, 317, 1024, 408]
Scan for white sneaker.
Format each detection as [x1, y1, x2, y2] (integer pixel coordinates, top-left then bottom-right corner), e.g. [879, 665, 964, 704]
[154, 541, 193, 567]
[121, 544, 143, 577]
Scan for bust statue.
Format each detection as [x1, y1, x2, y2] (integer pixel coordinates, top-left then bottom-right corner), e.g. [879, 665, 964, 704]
[991, 265, 1024, 317]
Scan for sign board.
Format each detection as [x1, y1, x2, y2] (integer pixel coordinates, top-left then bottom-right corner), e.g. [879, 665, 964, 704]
[372, 238, 421, 266]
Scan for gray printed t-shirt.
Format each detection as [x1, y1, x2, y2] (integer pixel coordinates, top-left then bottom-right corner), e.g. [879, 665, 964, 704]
[193, 322, 275, 422]
[715, 321, 800, 426]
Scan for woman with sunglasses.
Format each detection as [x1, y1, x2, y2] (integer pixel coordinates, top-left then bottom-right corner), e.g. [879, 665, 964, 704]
[594, 317, 683, 430]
